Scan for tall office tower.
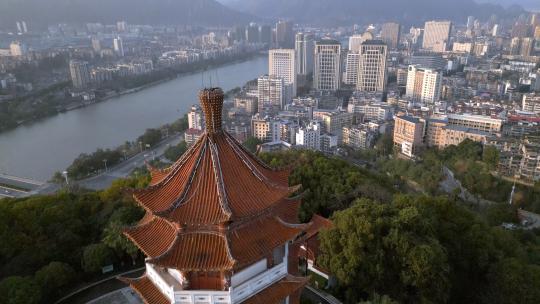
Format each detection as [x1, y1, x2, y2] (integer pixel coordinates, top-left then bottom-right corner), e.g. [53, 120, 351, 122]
[295, 33, 315, 76]
[344, 52, 360, 85]
[532, 13, 540, 27]
[21, 21, 28, 33]
[381, 22, 401, 49]
[314, 39, 342, 91]
[69, 60, 91, 89]
[91, 37, 101, 52]
[113, 37, 124, 57]
[9, 41, 27, 56]
[258, 75, 285, 111]
[269, 49, 297, 102]
[16, 22, 22, 33]
[357, 40, 388, 92]
[246, 23, 260, 43]
[406, 65, 442, 105]
[422, 21, 452, 52]
[117, 21, 127, 32]
[520, 37, 534, 56]
[259, 25, 272, 45]
[275, 20, 294, 48]
[467, 16, 475, 31]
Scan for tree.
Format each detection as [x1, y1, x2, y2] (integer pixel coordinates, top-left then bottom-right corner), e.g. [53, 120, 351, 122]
[243, 137, 263, 153]
[164, 141, 188, 162]
[34, 262, 75, 299]
[0, 276, 41, 304]
[484, 258, 540, 304]
[359, 294, 399, 304]
[482, 145, 500, 170]
[82, 243, 114, 273]
[319, 198, 450, 303]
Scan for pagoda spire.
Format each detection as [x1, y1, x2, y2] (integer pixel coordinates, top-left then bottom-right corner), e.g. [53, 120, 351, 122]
[199, 87, 224, 134]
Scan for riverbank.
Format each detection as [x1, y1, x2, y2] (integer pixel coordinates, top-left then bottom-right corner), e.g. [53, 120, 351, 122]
[0, 50, 266, 135]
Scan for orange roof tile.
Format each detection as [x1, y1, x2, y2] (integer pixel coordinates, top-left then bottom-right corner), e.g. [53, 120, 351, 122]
[229, 216, 307, 268]
[123, 215, 177, 258]
[242, 275, 308, 304]
[119, 274, 170, 304]
[148, 232, 236, 271]
[305, 214, 333, 239]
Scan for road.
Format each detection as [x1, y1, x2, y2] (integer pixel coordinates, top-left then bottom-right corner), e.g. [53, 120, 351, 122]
[78, 133, 183, 190]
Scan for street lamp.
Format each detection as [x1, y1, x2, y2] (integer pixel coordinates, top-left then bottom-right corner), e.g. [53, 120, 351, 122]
[139, 141, 143, 153]
[103, 159, 108, 172]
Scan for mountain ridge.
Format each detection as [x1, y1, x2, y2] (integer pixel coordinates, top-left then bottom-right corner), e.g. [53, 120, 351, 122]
[0, 0, 255, 29]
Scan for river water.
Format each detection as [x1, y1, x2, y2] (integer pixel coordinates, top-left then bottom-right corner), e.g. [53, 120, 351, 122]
[0, 56, 268, 180]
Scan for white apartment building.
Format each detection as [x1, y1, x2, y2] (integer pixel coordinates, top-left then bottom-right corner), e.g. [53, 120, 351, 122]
[314, 40, 341, 91]
[357, 40, 388, 92]
[447, 114, 502, 134]
[296, 121, 321, 150]
[522, 94, 540, 113]
[188, 105, 205, 130]
[269, 49, 297, 102]
[406, 65, 442, 105]
[257, 75, 285, 112]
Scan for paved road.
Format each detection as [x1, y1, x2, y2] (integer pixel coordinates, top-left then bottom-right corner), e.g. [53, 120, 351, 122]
[79, 133, 183, 190]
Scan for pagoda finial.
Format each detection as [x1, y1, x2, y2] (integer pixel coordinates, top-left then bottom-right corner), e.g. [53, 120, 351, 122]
[199, 88, 224, 133]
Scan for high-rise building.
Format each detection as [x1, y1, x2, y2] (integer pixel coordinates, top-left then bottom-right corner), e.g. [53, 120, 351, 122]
[121, 88, 311, 304]
[21, 21, 28, 33]
[406, 65, 442, 105]
[91, 37, 101, 52]
[314, 39, 341, 91]
[188, 105, 205, 130]
[344, 52, 360, 85]
[258, 75, 285, 112]
[117, 21, 127, 32]
[520, 37, 534, 57]
[349, 32, 373, 52]
[381, 22, 401, 49]
[275, 20, 294, 48]
[422, 21, 452, 52]
[16, 22, 22, 33]
[269, 49, 297, 102]
[69, 60, 91, 89]
[259, 25, 272, 45]
[113, 37, 124, 57]
[246, 23, 260, 43]
[357, 40, 388, 92]
[9, 41, 27, 56]
[467, 16, 475, 31]
[295, 33, 315, 76]
[522, 94, 540, 113]
[410, 52, 447, 70]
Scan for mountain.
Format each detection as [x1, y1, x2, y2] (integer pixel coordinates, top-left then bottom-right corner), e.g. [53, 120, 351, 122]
[221, 0, 522, 26]
[0, 0, 254, 29]
[478, 0, 540, 11]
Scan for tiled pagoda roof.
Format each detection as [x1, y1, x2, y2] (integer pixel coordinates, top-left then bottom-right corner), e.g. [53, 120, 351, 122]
[119, 274, 170, 304]
[124, 88, 308, 273]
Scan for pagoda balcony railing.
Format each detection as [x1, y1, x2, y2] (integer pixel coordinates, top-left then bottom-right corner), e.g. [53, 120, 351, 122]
[231, 261, 288, 303]
[170, 262, 287, 304]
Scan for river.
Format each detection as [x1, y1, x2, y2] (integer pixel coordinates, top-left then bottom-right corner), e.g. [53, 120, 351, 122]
[0, 56, 268, 181]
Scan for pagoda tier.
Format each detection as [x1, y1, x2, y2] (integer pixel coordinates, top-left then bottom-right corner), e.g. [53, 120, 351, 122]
[124, 198, 305, 271]
[121, 88, 310, 304]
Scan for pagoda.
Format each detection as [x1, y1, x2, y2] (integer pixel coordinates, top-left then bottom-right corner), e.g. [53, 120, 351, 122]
[120, 88, 309, 304]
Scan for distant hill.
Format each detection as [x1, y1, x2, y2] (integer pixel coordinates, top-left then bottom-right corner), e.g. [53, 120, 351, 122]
[0, 0, 254, 29]
[220, 0, 523, 26]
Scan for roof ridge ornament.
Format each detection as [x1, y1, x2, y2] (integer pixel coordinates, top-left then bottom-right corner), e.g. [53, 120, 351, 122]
[199, 87, 224, 134]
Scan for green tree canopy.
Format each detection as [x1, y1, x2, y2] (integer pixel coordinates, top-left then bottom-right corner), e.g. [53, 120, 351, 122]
[82, 243, 114, 273]
[0, 276, 41, 304]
